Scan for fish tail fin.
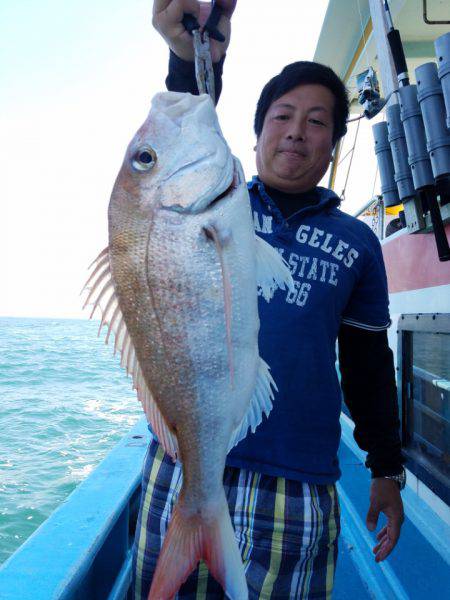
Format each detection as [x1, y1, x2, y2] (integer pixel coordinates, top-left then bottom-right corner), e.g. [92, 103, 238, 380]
[148, 499, 248, 600]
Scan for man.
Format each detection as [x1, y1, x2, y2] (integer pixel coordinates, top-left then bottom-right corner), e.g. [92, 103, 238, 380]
[132, 2, 406, 598]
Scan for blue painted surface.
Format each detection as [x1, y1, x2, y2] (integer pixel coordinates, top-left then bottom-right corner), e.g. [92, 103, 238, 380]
[0, 415, 448, 599]
[336, 417, 450, 599]
[333, 535, 373, 599]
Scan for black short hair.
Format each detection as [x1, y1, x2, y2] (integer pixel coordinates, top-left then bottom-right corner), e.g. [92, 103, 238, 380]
[254, 61, 349, 146]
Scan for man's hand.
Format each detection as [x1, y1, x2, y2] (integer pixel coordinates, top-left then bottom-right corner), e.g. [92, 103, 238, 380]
[152, 0, 237, 63]
[366, 478, 405, 562]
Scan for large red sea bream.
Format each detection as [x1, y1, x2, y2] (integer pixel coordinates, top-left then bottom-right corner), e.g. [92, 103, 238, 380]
[83, 91, 293, 599]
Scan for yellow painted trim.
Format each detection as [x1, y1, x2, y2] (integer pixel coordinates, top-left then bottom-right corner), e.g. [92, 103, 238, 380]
[343, 18, 373, 84]
[329, 138, 343, 191]
[386, 204, 403, 215]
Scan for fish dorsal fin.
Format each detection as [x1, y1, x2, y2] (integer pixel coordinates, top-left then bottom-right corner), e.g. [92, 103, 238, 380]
[227, 357, 276, 452]
[255, 235, 295, 302]
[82, 248, 179, 461]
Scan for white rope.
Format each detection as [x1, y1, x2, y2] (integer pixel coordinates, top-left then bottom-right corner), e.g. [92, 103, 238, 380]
[347, 113, 365, 123]
[340, 118, 361, 200]
[371, 164, 379, 199]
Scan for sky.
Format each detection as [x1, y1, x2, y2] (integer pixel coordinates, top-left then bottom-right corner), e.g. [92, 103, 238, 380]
[2, 0, 378, 319]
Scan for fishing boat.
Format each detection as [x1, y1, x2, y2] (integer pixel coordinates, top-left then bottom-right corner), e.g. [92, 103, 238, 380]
[0, 1, 449, 598]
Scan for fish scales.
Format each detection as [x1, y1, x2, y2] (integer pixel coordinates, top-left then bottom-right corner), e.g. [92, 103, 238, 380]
[111, 183, 259, 496]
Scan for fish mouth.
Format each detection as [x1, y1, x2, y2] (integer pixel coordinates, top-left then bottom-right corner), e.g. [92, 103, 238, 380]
[204, 158, 242, 212]
[204, 158, 242, 210]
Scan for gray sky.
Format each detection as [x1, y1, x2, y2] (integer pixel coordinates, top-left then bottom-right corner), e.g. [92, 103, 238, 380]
[3, 0, 369, 319]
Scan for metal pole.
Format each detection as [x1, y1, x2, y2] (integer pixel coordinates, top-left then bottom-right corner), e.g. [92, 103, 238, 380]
[368, 0, 398, 103]
[353, 196, 382, 218]
[379, 199, 385, 240]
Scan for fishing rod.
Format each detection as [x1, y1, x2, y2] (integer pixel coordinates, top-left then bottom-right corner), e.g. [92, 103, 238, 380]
[373, 0, 450, 261]
[383, 0, 409, 87]
[355, 1, 409, 119]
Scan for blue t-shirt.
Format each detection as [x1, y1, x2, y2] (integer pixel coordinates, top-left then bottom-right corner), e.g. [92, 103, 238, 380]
[225, 178, 391, 484]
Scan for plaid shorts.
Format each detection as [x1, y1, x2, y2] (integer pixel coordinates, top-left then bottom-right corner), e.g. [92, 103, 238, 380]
[132, 440, 340, 599]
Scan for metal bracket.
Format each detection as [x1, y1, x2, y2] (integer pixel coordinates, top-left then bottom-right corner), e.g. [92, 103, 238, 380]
[402, 196, 426, 233]
[424, 200, 450, 231]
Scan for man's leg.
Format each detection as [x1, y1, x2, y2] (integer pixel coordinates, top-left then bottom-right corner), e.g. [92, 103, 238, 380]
[132, 448, 340, 599]
[226, 470, 340, 600]
[283, 483, 340, 599]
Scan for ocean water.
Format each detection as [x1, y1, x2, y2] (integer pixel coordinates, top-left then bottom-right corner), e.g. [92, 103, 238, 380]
[0, 316, 142, 565]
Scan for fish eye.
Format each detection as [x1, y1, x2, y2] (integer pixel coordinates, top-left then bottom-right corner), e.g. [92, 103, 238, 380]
[132, 146, 157, 172]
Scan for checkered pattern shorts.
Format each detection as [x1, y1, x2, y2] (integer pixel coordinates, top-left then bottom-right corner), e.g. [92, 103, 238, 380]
[132, 440, 340, 599]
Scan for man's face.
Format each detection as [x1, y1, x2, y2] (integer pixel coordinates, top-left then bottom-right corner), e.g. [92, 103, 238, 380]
[255, 84, 335, 193]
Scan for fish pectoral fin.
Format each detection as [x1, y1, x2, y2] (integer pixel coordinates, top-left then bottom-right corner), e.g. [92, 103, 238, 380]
[149, 498, 248, 600]
[136, 383, 179, 461]
[82, 248, 179, 462]
[254, 235, 295, 302]
[204, 222, 234, 388]
[227, 357, 276, 452]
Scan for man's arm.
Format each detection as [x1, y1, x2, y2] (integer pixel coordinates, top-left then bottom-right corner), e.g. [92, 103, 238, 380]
[338, 323, 405, 562]
[166, 50, 226, 102]
[152, 0, 235, 102]
[338, 324, 404, 475]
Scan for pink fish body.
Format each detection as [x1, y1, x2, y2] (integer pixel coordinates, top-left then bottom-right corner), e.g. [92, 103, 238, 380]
[83, 92, 293, 599]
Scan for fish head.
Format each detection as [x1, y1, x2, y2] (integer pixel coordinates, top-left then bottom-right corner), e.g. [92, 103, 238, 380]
[111, 92, 236, 218]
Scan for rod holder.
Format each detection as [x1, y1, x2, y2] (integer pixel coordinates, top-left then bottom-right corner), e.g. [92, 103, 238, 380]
[387, 103, 416, 201]
[416, 62, 450, 179]
[435, 32, 450, 130]
[373, 121, 401, 207]
[398, 85, 435, 190]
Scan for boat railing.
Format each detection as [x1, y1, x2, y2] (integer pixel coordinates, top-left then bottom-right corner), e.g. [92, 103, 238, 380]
[353, 195, 385, 240]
